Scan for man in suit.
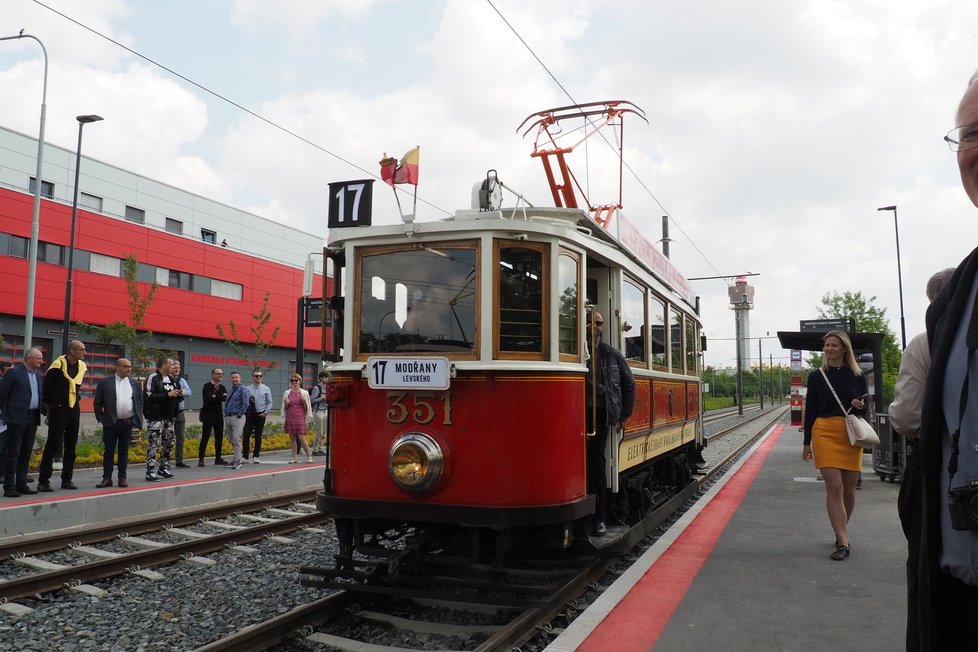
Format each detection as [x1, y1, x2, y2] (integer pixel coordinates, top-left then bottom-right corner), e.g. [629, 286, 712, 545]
[0, 348, 45, 497]
[92, 358, 144, 488]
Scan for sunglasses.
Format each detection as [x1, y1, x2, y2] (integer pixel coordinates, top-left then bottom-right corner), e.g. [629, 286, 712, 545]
[290, 378, 301, 382]
[253, 374, 263, 378]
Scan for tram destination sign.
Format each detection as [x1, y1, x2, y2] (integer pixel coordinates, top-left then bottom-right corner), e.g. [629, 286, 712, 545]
[366, 356, 451, 390]
[799, 318, 852, 333]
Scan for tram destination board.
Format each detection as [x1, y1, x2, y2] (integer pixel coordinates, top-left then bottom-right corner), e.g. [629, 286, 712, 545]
[366, 356, 451, 390]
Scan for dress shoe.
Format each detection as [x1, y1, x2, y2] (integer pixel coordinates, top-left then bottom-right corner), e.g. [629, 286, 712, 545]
[96, 479, 113, 488]
[176, 461, 190, 468]
[4, 489, 20, 498]
[198, 460, 205, 467]
[214, 459, 228, 466]
[118, 479, 129, 488]
[61, 481, 78, 490]
[16, 485, 38, 495]
[158, 468, 174, 479]
[37, 482, 54, 492]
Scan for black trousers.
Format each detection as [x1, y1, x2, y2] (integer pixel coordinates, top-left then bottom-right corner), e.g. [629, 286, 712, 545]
[39, 403, 80, 483]
[243, 412, 267, 458]
[199, 418, 225, 461]
[586, 410, 610, 524]
[3, 419, 38, 490]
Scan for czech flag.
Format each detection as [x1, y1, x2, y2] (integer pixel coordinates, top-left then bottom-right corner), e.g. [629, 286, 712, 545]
[380, 146, 420, 186]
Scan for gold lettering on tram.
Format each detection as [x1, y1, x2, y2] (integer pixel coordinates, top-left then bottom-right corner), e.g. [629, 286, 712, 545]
[386, 391, 454, 426]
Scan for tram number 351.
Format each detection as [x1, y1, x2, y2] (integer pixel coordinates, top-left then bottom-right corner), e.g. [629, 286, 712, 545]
[386, 391, 454, 426]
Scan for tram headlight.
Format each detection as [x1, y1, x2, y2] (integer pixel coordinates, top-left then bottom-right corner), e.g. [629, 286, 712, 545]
[388, 433, 444, 492]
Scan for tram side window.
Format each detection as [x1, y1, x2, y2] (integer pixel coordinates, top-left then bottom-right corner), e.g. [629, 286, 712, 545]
[649, 295, 667, 369]
[670, 308, 683, 374]
[357, 244, 477, 357]
[557, 252, 580, 358]
[685, 317, 697, 375]
[622, 278, 646, 365]
[496, 243, 547, 357]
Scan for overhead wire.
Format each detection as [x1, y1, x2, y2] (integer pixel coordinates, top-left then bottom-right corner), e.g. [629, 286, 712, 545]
[30, 0, 453, 217]
[486, 0, 734, 282]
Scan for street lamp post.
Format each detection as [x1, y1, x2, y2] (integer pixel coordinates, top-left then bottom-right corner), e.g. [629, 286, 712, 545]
[61, 114, 103, 354]
[1, 33, 48, 350]
[877, 205, 907, 349]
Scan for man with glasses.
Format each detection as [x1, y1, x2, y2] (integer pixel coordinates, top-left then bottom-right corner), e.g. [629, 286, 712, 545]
[198, 368, 228, 467]
[243, 370, 273, 464]
[903, 71, 978, 649]
[92, 359, 143, 488]
[310, 371, 330, 456]
[585, 310, 635, 537]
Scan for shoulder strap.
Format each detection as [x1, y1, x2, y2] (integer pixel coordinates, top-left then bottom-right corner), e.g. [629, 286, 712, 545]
[819, 368, 853, 415]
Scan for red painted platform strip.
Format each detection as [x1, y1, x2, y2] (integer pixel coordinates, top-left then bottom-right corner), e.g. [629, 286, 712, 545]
[579, 424, 785, 651]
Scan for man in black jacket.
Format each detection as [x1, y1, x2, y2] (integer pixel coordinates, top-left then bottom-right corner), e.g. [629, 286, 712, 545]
[903, 71, 978, 650]
[0, 348, 45, 497]
[197, 368, 227, 466]
[143, 357, 182, 482]
[585, 310, 636, 537]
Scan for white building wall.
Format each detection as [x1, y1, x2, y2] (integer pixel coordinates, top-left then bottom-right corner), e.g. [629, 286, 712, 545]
[0, 125, 321, 268]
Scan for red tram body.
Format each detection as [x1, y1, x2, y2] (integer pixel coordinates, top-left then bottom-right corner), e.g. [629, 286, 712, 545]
[316, 102, 706, 565]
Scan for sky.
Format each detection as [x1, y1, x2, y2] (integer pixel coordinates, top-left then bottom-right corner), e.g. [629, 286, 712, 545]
[3, 0, 978, 372]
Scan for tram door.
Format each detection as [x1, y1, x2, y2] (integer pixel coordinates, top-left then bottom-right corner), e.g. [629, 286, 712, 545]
[585, 263, 623, 496]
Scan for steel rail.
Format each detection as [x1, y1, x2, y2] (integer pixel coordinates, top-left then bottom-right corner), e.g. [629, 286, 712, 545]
[0, 510, 327, 602]
[0, 490, 318, 558]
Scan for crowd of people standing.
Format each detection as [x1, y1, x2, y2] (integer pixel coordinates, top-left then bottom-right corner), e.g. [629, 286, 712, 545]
[0, 350, 328, 495]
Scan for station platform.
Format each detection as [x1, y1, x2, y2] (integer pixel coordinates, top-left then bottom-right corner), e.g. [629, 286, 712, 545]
[0, 448, 325, 542]
[548, 421, 907, 651]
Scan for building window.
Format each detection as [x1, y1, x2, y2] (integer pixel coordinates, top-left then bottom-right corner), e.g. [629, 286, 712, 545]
[89, 252, 121, 277]
[210, 279, 243, 300]
[201, 228, 217, 244]
[165, 218, 183, 234]
[168, 269, 194, 291]
[7, 235, 28, 258]
[79, 192, 103, 212]
[125, 205, 145, 224]
[28, 177, 54, 199]
[7, 236, 63, 265]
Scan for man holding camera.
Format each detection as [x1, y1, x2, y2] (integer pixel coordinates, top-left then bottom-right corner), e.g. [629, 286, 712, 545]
[142, 357, 183, 482]
[903, 72, 978, 649]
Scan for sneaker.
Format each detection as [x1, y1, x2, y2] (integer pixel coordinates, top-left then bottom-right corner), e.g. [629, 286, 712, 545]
[312, 450, 326, 456]
[176, 461, 190, 468]
[158, 469, 174, 479]
[232, 461, 242, 470]
[830, 544, 851, 561]
[197, 460, 205, 468]
[252, 457, 261, 464]
[856, 477, 863, 489]
[145, 473, 159, 482]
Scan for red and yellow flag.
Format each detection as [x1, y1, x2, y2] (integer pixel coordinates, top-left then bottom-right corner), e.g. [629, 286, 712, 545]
[380, 146, 420, 186]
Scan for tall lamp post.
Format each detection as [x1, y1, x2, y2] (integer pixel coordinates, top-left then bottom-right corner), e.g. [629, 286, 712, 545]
[1, 33, 48, 351]
[61, 114, 103, 354]
[877, 205, 907, 350]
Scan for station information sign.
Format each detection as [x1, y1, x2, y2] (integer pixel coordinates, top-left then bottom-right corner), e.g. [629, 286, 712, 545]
[366, 357, 451, 390]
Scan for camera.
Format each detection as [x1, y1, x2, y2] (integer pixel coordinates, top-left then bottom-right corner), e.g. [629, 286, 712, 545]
[948, 478, 978, 530]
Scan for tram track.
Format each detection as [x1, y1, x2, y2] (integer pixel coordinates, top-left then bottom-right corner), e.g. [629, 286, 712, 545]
[0, 490, 326, 604]
[193, 406, 790, 652]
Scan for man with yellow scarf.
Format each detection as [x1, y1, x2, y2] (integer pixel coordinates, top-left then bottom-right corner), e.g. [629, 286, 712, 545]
[38, 340, 87, 492]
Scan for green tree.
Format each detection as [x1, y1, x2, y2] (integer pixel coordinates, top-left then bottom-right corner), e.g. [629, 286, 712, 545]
[812, 290, 901, 404]
[78, 254, 163, 373]
[215, 292, 281, 373]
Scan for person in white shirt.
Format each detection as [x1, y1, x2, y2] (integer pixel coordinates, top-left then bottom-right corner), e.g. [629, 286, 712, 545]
[92, 359, 144, 488]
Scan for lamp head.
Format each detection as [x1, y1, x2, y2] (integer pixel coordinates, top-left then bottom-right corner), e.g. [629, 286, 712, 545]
[877, 205, 896, 212]
[76, 114, 103, 124]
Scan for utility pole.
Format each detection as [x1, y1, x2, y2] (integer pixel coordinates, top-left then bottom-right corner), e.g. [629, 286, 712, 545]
[758, 337, 764, 409]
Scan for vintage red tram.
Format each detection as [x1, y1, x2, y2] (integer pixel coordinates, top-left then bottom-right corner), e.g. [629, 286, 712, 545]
[317, 102, 705, 565]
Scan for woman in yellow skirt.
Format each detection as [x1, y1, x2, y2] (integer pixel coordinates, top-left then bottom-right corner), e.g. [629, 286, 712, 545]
[802, 330, 869, 561]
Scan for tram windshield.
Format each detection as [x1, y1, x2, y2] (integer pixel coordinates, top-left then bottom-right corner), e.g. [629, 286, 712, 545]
[357, 244, 477, 355]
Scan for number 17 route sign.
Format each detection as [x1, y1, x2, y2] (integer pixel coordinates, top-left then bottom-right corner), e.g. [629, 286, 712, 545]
[366, 357, 451, 391]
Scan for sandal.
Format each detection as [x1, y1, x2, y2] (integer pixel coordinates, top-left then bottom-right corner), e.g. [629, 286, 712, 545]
[830, 544, 850, 561]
